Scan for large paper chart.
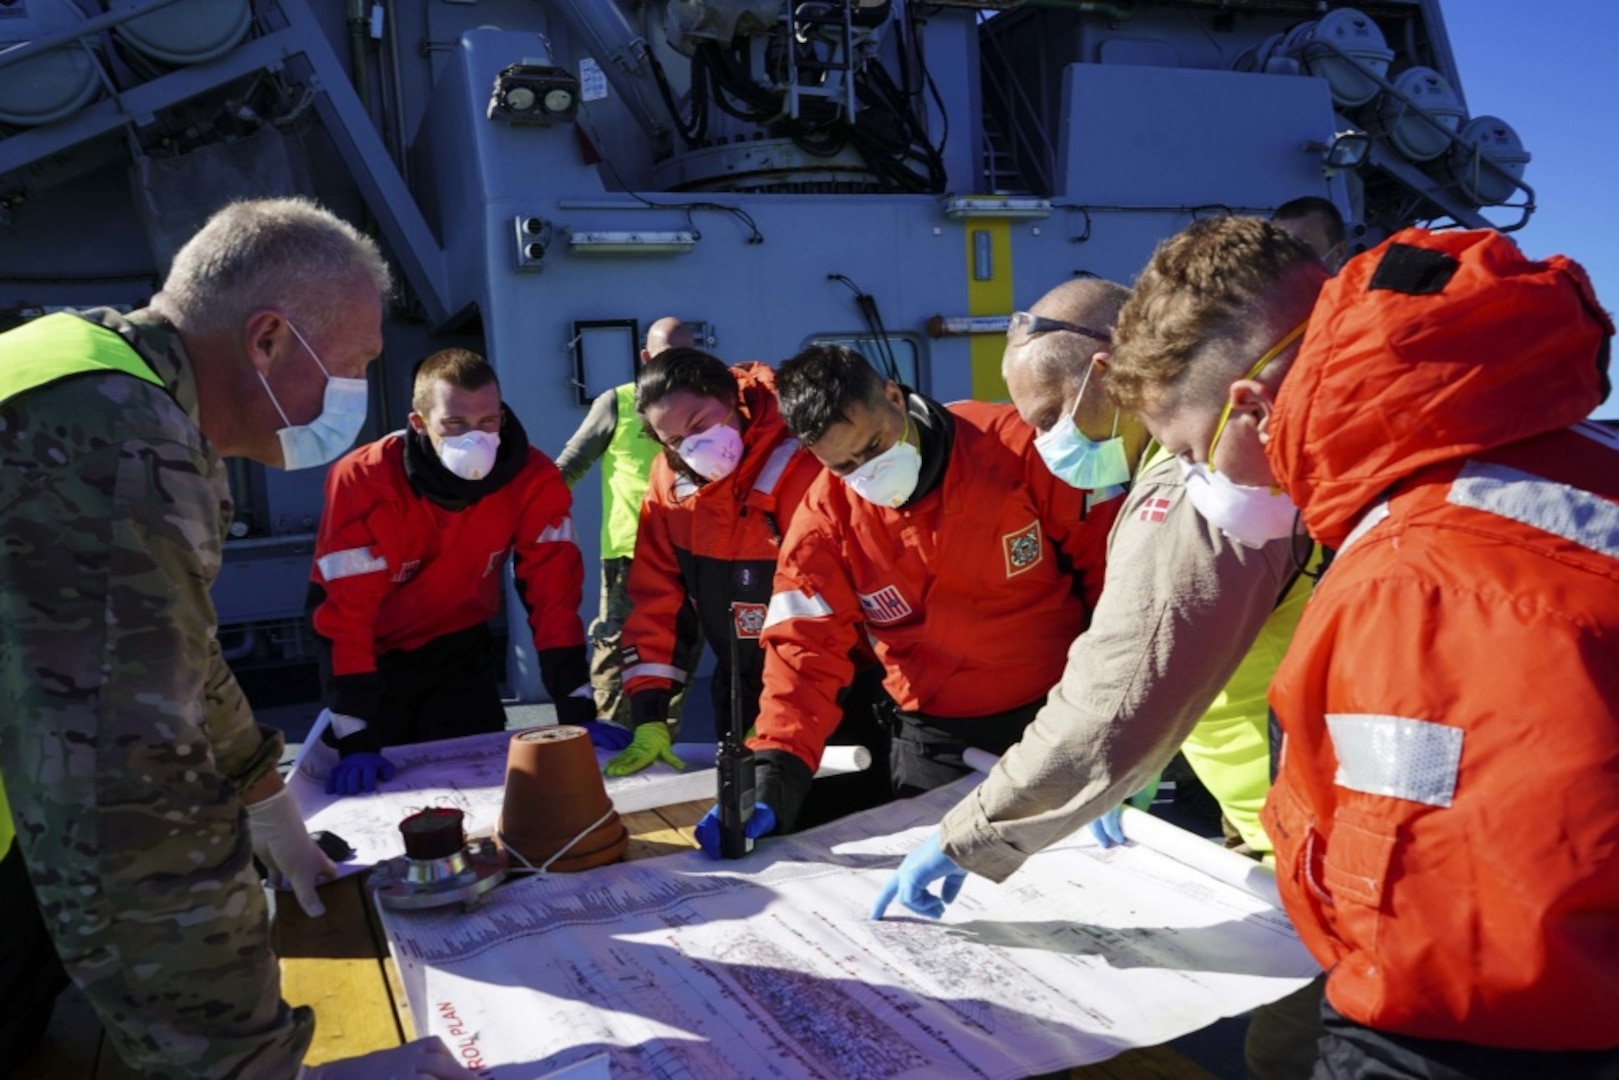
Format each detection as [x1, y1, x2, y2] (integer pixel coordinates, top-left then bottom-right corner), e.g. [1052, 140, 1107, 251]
[379, 777, 1319, 1078]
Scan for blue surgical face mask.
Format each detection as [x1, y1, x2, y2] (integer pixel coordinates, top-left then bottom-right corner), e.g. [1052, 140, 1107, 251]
[258, 320, 369, 470]
[1033, 361, 1132, 490]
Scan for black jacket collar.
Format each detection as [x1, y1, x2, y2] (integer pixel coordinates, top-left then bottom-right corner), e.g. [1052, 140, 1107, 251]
[403, 406, 531, 511]
[900, 390, 953, 508]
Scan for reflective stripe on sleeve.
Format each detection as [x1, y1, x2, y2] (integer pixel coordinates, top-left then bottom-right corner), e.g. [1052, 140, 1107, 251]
[752, 440, 800, 495]
[763, 589, 833, 630]
[623, 663, 687, 682]
[316, 547, 388, 581]
[1326, 713, 1463, 807]
[537, 517, 576, 544]
[1448, 460, 1619, 560]
[1339, 498, 1390, 554]
[1573, 420, 1619, 452]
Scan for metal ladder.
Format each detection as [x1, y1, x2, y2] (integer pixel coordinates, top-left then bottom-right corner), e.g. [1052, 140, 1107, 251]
[783, 1, 858, 122]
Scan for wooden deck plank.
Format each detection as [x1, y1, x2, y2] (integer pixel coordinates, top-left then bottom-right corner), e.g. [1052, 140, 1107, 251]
[274, 876, 403, 1066]
[654, 799, 711, 831]
[362, 874, 418, 1042]
[649, 797, 710, 847]
[620, 807, 698, 861]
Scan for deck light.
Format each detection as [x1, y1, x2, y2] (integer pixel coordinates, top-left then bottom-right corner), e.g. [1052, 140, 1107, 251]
[566, 230, 699, 256]
[488, 63, 580, 125]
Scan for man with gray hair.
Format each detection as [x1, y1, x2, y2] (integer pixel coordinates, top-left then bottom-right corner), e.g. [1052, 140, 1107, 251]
[0, 198, 456, 1078]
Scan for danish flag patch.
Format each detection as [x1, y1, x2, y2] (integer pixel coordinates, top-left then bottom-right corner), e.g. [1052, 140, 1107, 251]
[1002, 520, 1043, 578]
[858, 585, 914, 626]
[390, 559, 421, 584]
[732, 602, 768, 639]
[1138, 496, 1173, 523]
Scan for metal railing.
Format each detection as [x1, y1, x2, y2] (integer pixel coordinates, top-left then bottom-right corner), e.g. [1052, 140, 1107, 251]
[978, 22, 1055, 195]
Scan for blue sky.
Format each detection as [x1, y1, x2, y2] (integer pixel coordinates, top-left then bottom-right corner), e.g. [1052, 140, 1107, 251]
[1443, 1, 1618, 418]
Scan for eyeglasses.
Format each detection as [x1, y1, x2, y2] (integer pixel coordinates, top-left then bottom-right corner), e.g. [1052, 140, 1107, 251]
[1008, 311, 1112, 344]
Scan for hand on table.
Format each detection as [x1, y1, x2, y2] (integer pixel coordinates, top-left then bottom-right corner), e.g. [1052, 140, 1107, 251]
[580, 720, 635, 752]
[694, 803, 776, 859]
[326, 751, 397, 796]
[604, 722, 685, 776]
[245, 786, 338, 917]
[1089, 776, 1160, 849]
[871, 832, 967, 920]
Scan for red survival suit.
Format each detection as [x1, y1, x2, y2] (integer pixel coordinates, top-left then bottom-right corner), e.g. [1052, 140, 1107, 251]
[1263, 228, 1619, 1049]
[309, 413, 588, 747]
[754, 394, 1119, 785]
[622, 363, 822, 733]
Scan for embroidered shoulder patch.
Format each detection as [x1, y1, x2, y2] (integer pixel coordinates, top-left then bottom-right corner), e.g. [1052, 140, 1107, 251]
[858, 585, 914, 626]
[732, 602, 768, 640]
[1002, 521, 1043, 577]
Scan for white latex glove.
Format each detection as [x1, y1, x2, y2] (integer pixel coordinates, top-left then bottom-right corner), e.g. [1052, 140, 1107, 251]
[245, 785, 337, 917]
[299, 1037, 464, 1079]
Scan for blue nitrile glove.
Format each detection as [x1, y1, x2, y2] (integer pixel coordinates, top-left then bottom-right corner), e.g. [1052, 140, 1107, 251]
[694, 803, 777, 859]
[604, 722, 686, 776]
[325, 751, 397, 796]
[580, 721, 635, 753]
[870, 832, 967, 920]
[1089, 776, 1160, 849]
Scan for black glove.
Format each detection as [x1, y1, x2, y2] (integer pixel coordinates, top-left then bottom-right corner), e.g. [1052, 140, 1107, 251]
[537, 645, 590, 707]
[554, 693, 597, 727]
[319, 673, 382, 756]
[630, 689, 673, 728]
[755, 750, 814, 834]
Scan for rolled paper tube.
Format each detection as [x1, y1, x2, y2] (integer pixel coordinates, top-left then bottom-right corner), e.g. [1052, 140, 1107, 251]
[668, 743, 872, 774]
[399, 807, 466, 861]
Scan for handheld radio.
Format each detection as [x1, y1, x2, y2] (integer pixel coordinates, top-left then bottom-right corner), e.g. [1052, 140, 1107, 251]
[717, 605, 758, 859]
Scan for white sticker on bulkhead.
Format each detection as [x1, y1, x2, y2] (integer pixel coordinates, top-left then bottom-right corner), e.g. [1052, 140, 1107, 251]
[579, 58, 608, 102]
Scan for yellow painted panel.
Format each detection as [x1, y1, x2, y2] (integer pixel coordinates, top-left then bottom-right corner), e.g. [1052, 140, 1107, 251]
[965, 221, 1014, 402]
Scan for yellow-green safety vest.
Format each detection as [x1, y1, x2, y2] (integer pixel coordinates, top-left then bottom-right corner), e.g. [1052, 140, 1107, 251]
[0, 777, 12, 855]
[1150, 445, 1317, 857]
[600, 381, 660, 559]
[0, 312, 164, 852]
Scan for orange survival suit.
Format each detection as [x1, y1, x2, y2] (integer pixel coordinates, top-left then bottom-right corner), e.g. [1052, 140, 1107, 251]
[1263, 228, 1619, 1050]
[621, 363, 822, 734]
[754, 394, 1118, 795]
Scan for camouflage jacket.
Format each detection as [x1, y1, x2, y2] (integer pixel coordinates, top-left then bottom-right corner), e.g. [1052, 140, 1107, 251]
[0, 309, 283, 792]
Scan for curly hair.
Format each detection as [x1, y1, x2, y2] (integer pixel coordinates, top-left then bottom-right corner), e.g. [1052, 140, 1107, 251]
[1109, 216, 1321, 412]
